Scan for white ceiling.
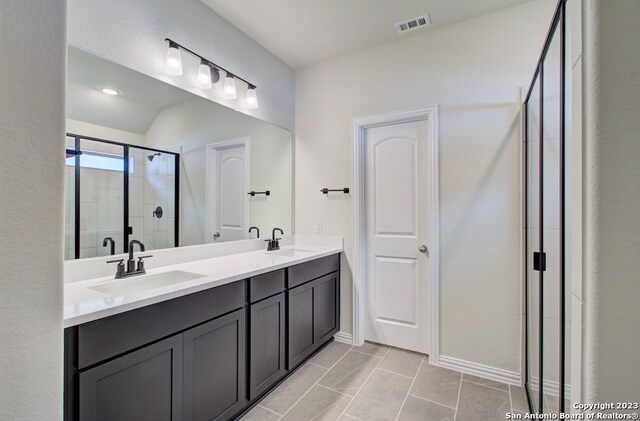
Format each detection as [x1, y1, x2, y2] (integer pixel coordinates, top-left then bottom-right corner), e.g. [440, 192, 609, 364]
[201, 0, 531, 69]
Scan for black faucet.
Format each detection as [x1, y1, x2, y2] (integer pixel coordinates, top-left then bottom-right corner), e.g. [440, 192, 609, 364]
[248, 226, 260, 239]
[107, 240, 152, 279]
[127, 240, 145, 273]
[102, 237, 115, 255]
[265, 228, 284, 251]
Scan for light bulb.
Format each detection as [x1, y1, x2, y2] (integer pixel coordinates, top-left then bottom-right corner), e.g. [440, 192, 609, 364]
[196, 60, 212, 89]
[101, 87, 119, 96]
[164, 43, 183, 76]
[246, 87, 259, 109]
[223, 74, 237, 99]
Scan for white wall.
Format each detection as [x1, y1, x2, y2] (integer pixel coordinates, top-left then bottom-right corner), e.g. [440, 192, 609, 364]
[67, 118, 146, 146]
[295, 0, 555, 373]
[67, 0, 295, 132]
[145, 99, 293, 246]
[582, 0, 640, 405]
[0, 1, 66, 420]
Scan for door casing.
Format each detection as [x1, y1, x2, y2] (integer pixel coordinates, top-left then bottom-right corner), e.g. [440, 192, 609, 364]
[352, 106, 439, 360]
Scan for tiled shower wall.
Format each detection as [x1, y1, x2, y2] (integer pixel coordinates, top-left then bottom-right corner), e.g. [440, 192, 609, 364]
[141, 151, 175, 251]
[64, 141, 176, 259]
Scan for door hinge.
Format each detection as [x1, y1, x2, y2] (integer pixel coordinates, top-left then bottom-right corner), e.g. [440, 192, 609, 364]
[533, 252, 546, 271]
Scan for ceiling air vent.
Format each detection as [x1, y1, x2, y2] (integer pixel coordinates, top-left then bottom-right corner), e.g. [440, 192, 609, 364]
[395, 14, 431, 34]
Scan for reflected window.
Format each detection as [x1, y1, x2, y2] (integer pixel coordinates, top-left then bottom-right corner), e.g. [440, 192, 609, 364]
[66, 151, 134, 173]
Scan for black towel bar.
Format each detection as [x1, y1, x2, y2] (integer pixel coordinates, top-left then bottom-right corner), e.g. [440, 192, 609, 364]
[321, 188, 349, 194]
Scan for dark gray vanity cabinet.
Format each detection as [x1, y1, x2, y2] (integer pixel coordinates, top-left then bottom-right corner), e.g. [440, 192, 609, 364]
[183, 309, 246, 421]
[65, 281, 246, 421]
[248, 270, 286, 400]
[79, 335, 183, 421]
[287, 254, 340, 369]
[249, 293, 286, 399]
[65, 253, 341, 421]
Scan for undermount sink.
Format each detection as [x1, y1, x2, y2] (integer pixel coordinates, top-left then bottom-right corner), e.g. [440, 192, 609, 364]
[90, 270, 206, 296]
[267, 248, 315, 258]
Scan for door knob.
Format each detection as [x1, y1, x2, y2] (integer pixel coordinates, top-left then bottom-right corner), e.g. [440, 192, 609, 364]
[419, 244, 428, 254]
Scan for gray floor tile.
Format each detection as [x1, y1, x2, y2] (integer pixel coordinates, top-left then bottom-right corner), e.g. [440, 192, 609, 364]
[544, 393, 570, 414]
[397, 395, 455, 421]
[280, 385, 352, 421]
[510, 385, 530, 412]
[318, 350, 380, 396]
[409, 363, 461, 408]
[261, 363, 328, 415]
[462, 373, 509, 391]
[239, 404, 281, 420]
[456, 381, 511, 421]
[338, 416, 360, 421]
[345, 369, 413, 421]
[378, 348, 424, 378]
[352, 342, 389, 357]
[311, 341, 353, 369]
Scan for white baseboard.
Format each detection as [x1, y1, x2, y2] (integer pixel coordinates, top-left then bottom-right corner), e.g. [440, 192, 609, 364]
[437, 355, 521, 386]
[333, 331, 354, 345]
[529, 377, 572, 398]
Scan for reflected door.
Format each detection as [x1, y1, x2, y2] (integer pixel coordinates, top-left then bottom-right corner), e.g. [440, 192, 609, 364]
[364, 120, 430, 353]
[209, 144, 247, 242]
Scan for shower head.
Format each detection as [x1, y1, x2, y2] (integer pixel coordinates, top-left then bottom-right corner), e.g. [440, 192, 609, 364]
[147, 152, 161, 162]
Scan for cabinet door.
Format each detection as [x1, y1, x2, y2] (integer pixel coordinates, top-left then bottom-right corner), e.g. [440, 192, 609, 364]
[79, 334, 183, 421]
[287, 280, 315, 369]
[314, 272, 340, 345]
[249, 293, 286, 399]
[183, 309, 247, 421]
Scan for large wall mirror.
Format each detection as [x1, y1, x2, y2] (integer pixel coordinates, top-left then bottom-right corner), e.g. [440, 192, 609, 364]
[65, 46, 293, 260]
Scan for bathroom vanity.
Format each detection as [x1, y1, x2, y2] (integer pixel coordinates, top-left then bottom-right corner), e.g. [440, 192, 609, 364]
[63, 240, 341, 421]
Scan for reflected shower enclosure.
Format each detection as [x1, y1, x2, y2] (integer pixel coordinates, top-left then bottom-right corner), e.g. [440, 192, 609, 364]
[64, 134, 179, 259]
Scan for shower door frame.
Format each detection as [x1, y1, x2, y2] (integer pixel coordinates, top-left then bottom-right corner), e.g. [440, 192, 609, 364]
[522, 0, 567, 414]
[67, 133, 180, 258]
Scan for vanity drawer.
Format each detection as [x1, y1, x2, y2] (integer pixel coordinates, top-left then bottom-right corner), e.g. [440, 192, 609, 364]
[77, 280, 245, 369]
[287, 254, 340, 289]
[249, 269, 285, 303]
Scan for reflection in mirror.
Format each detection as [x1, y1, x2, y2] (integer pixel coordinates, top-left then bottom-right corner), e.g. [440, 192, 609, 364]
[65, 46, 293, 259]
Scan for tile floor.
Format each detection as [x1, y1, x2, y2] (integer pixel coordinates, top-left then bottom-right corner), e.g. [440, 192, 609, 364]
[240, 341, 531, 421]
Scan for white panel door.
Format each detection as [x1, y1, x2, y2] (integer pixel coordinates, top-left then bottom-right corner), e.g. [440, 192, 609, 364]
[216, 146, 246, 241]
[365, 120, 429, 353]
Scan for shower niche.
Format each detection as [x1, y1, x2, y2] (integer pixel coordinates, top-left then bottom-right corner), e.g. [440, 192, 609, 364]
[64, 135, 179, 259]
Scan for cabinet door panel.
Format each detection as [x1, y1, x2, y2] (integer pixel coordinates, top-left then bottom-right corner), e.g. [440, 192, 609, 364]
[249, 293, 286, 399]
[287, 281, 315, 369]
[314, 273, 339, 344]
[183, 309, 246, 421]
[79, 334, 183, 421]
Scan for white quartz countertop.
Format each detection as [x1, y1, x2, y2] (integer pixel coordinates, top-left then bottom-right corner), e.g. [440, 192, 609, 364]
[64, 243, 342, 328]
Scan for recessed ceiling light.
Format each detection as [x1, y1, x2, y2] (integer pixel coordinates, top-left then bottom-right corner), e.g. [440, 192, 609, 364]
[101, 87, 119, 96]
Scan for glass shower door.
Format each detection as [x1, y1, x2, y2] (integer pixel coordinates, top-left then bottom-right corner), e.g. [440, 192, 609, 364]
[78, 139, 126, 258]
[526, 73, 542, 413]
[524, 0, 569, 414]
[128, 148, 178, 252]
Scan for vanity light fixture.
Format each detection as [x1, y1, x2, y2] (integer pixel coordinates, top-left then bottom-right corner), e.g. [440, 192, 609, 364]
[101, 87, 119, 96]
[164, 38, 258, 108]
[223, 74, 237, 99]
[164, 41, 183, 76]
[246, 86, 258, 109]
[196, 60, 213, 89]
